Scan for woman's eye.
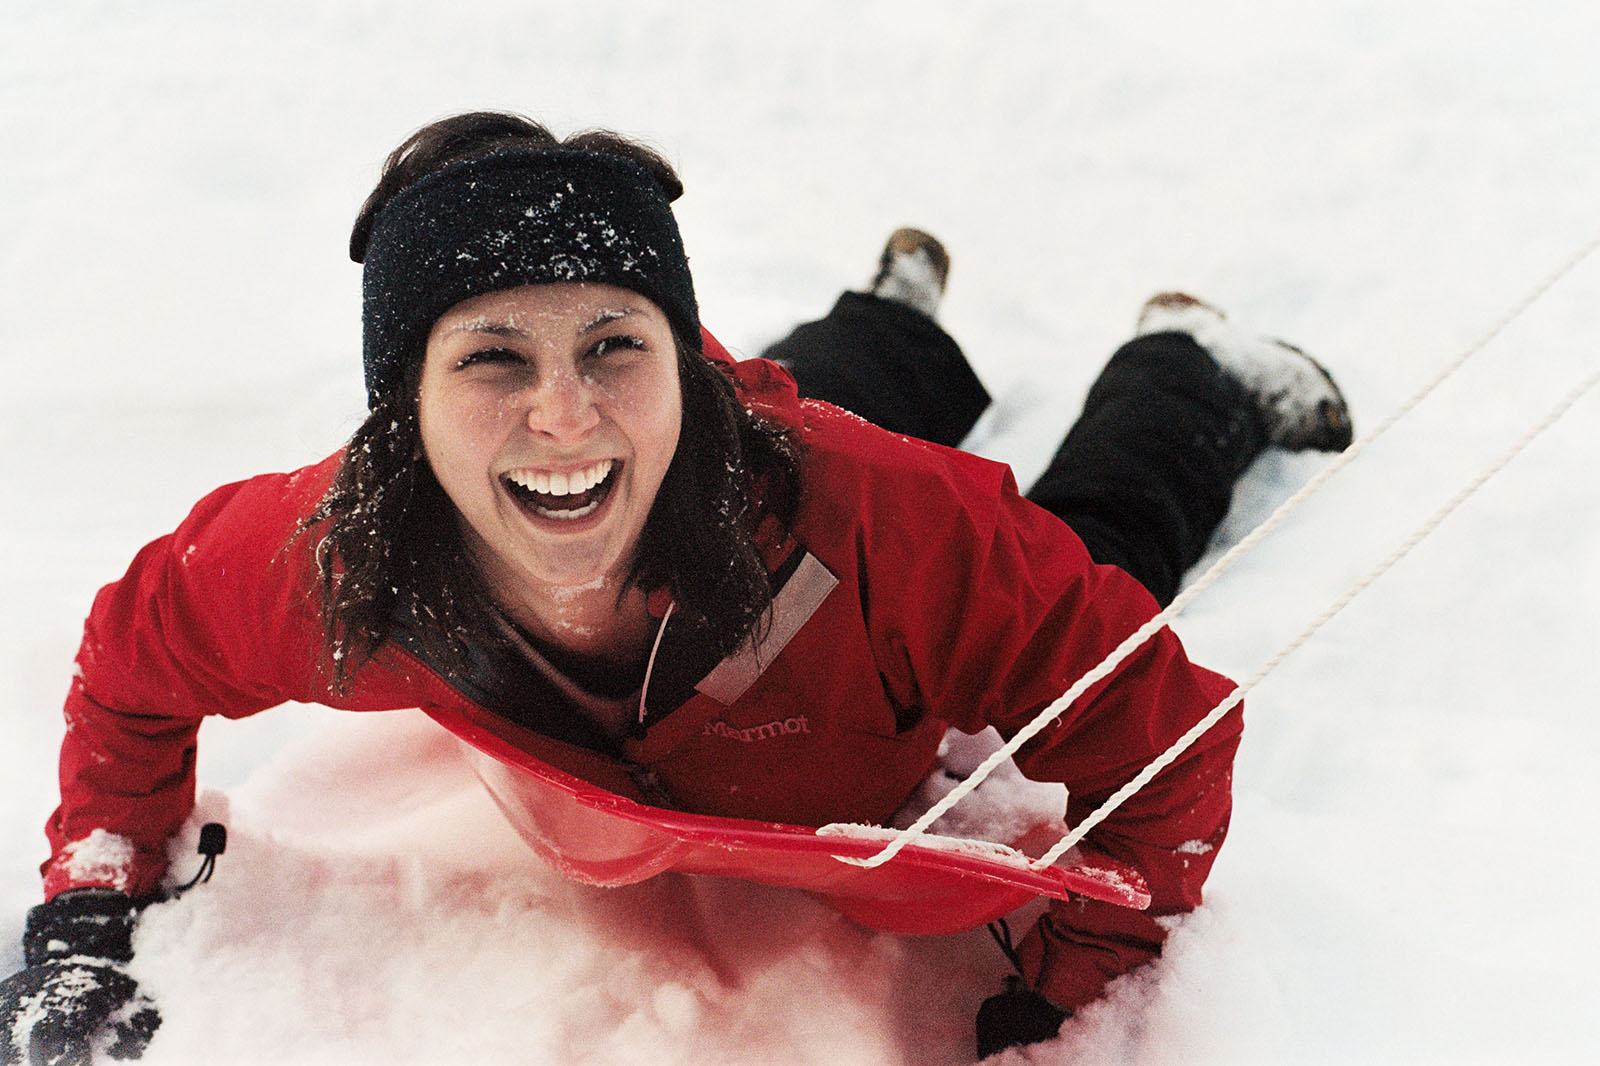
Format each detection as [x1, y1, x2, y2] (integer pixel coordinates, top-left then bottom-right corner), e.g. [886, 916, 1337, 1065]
[455, 347, 523, 370]
[588, 335, 645, 360]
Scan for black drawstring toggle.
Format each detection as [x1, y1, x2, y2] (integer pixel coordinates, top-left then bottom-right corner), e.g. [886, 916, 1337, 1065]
[172, 823, 227, 895]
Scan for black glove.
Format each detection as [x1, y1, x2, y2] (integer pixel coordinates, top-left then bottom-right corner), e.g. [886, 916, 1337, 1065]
[0, 890, 159, 1065]
[975, 975, 1070, 1059]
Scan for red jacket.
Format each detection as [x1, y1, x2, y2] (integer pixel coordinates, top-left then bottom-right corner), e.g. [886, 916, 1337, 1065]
[45, 334, 1241, 1012]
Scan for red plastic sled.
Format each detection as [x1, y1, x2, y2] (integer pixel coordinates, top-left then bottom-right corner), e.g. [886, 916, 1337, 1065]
[424, 704, 1149, 935]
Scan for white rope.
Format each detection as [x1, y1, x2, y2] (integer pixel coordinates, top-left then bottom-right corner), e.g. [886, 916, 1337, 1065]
[1032, 363, 1600, 867]
[834, 229, 1600, 871]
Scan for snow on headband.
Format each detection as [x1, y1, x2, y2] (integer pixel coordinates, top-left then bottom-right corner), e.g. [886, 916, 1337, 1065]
[359, 149, 699, 408]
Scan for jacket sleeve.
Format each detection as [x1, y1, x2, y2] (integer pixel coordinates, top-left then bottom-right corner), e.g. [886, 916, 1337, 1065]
[42, 462, 336, 900]
[854, 442, 1241, 1011]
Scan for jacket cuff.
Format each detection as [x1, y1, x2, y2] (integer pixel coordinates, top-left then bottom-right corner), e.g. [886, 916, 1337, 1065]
[41, 829, 168, 902]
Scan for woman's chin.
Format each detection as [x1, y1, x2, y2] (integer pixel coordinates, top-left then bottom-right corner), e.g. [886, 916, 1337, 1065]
[524, 555, 619, 592]
[466, 521, 628, 605]
[496, 529, 622, 590]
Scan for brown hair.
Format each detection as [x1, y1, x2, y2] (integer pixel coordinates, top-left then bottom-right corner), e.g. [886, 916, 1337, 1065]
[304, 111, 799, 692]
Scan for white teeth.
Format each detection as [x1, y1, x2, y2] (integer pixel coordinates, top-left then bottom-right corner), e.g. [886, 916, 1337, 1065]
[506, 459, 614, 496]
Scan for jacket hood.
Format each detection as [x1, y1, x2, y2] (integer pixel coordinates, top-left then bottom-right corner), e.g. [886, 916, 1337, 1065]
[700, 328, 805, 432]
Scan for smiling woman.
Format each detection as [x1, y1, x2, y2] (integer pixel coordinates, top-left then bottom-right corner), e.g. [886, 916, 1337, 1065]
[418, 284, 684, 670]
[304, 117, 799, 707]
[2, 110, 1356, 1064]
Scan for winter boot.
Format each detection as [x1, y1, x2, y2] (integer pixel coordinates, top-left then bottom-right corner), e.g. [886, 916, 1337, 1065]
[1136, 292, 1354, 451]
[869, 227, 950, 319]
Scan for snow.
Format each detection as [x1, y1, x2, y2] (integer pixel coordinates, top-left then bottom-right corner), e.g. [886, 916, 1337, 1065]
[54, 832, 137, 897]
[3, 0, 1598, 1062]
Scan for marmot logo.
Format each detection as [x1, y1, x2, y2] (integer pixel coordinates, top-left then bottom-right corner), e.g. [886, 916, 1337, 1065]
[703, 717, 810, 743]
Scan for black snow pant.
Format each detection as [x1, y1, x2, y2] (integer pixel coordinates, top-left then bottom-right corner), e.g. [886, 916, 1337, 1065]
[762, 291, 1266, 606]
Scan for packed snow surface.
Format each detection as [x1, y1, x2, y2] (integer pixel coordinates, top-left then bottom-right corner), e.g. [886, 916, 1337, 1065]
[4, 1, 1598, 1063]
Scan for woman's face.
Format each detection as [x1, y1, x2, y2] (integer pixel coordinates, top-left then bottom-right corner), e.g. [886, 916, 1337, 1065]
[418, 282, 683, 599]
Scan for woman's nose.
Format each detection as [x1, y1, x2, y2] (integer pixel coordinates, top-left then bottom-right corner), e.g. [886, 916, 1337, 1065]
[525, 370, 600, 441]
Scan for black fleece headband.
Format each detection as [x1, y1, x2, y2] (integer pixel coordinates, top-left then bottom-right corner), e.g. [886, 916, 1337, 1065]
[360, 150, 699, 408]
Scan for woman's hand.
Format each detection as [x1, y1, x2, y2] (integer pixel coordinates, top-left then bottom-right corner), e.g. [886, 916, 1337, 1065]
[975, 975, 1070, 1059]
[0, 890, 159, 1065]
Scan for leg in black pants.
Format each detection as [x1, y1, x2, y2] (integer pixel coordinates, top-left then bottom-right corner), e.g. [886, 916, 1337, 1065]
[763, 295, 1265, 606]
[1025, 334, 1264, 605]
[765, 292, 992, 450]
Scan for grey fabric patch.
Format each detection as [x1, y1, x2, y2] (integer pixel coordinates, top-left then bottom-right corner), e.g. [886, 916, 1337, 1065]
[695, 552, 838, 705]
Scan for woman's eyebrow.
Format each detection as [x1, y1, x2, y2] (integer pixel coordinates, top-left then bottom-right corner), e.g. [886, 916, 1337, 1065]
[578, 307, 641, 334]
[442, 320, 526, 339]
[442, 306, 646, 340]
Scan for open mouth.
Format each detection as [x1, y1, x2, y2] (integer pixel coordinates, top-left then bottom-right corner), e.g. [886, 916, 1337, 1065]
[502, 459, 619, 522]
